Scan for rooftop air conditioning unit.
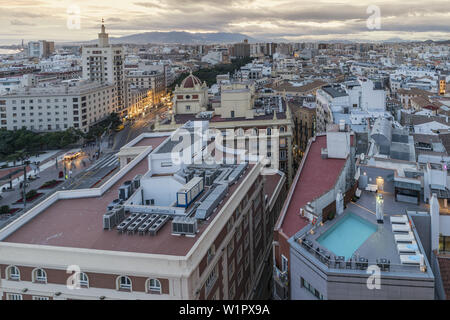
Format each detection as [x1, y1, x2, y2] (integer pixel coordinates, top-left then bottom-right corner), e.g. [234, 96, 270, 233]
[117, 213, 139, 233]
[119, 183, 132, 201]
[113, 205, 126, 221]
[148, 215, 170, 236]
[172, 216, 198, 236]
[132, 175, 142, 190]
[103, 211, 117, 230]
[138, 214, 159, 235]
[108, 199, 123, 211]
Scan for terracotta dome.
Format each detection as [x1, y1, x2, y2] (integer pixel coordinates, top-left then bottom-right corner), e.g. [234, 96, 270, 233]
[181, 73, 202, 89]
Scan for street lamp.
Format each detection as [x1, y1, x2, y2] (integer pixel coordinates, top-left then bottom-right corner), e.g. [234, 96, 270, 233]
[22, 160, 30, 209]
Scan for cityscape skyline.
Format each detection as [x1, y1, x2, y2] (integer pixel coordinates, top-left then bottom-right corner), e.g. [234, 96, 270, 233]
[1, 0, 450, 45]
[0, 0, 450, 304]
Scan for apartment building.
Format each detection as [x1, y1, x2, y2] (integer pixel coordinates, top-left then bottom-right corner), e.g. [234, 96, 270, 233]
[27, 40, 55, 59]
[233, 40, 251, 58]
[273, 125, 356, 300]
[0, 122, 286, 300]
[0, 80, 116, 132]
[316, 78, 387, 133]
[82, 23, 125, 116]
[125, 70, 166, 109]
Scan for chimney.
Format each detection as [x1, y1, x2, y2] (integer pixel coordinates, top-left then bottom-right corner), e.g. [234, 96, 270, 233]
[339, 119, 346, 132]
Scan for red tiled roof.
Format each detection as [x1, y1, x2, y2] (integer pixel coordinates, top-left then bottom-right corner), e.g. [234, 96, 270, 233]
[181, 74, 202, 89]
[279, 135, 349, 238]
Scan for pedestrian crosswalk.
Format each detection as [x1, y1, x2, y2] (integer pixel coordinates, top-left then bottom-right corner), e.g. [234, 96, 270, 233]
[87, 154, 119, 172]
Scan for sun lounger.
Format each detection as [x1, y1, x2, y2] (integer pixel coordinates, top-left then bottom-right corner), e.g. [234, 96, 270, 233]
[394, 232, 415, 243]
[392, 223, 411, 233]
[400, 254, 423, 265]
[397, 243, 419, 254]
[390, 215, 408, 224]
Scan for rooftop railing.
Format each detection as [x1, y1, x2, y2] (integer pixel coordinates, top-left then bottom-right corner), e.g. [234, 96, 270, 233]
[296, 235, 428, 274]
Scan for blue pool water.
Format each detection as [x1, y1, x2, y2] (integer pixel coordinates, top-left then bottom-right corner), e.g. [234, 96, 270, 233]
[317, 213, 377, 259]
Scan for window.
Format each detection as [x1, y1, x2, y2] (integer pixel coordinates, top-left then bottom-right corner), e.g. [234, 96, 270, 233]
[33, 296, 50, 300]
[7, 266, 20, 281]
[237, 245, 243, 263]
[78, 272, 89, 288]
[228, 259, 235, 279]
[245, 280, 251, 297]
[281, 255, 288, 273]
[301, 277, 323, 300]
[237, 266, 243, 285]
[7, 293, 22, 300]
[161, 161, 173, 168]
[244, 253, 250, 270]
[439, 235, 450, 253]
[186, 105, 191, 111]
[228, 237, 234, 257]
[236, 224, 242, 240]
[148, 278, 162, 294]
[118, 276, 132, 291]
[229, 282, 236, 299]
[207, 245, 215, 264]
[227, 216, 235, 233]
[244, 233, 249, 249]
[34, 268, 47, 283]
[205, 265, 218, 295]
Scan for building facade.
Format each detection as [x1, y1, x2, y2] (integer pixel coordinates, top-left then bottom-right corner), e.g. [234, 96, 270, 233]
[0, 80, 116, 132]
[0, 125, 286, 300]
[82, 23, 125, 116]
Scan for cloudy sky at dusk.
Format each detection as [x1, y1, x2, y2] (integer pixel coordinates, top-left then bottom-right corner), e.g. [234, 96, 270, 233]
[0, 0, 449, 44]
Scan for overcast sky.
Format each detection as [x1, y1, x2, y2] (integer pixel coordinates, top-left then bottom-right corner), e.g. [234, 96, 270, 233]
[0, 0, 449, 44]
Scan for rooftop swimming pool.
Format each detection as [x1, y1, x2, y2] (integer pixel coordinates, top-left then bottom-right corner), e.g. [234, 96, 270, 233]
[317, 213, 377, 259]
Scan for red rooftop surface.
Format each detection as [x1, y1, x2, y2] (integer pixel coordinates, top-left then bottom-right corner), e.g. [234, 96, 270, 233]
[280, 135, 350, 238]
[181, 74, 202, 89]
[264, 172, 283, 200]
[3, 135, 257, 256]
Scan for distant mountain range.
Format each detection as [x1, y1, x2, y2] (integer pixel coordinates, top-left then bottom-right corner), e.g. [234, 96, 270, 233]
[85, 31, 258, 45]
[56, 32, 450, 46]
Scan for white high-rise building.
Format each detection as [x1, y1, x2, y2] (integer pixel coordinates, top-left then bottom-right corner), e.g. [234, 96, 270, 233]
[28, 40, 54, 58]
[82, 22, 125, 116]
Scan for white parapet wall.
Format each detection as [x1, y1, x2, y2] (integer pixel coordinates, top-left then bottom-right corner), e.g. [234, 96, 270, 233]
[0, 132, 173, 241]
